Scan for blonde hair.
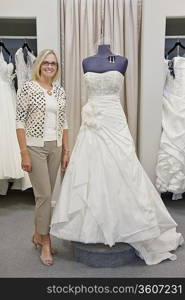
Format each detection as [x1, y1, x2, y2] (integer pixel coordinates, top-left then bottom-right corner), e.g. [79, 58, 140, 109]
[32, 49, 60, 82]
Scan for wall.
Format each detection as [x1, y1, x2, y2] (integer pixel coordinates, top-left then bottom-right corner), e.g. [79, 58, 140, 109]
[139, 0, 185, 182]
[0, 0, 60, 56]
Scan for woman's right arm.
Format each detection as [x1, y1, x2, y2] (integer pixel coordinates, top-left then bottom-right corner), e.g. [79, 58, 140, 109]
[16, 82, 32, 172]
[16, 128, 32, 172]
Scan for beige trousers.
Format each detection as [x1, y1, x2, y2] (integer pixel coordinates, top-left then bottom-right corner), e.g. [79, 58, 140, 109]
[27, 141, 62, 235]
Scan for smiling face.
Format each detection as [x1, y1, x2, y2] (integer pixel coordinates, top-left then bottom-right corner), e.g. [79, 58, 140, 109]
[40, 53, 58, 81]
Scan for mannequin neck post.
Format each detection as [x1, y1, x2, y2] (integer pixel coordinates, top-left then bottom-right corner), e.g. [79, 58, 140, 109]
[96, 44, 113, 56]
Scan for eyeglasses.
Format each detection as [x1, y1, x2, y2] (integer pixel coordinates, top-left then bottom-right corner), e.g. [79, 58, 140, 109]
[41, 61, 58, 67]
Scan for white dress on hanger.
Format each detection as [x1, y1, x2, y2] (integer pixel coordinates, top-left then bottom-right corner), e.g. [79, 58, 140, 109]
[0, 52, 31, 195]
[15, 48, 36, 90]
[50, 70, 183, 265]
[156, 57, 185, 200]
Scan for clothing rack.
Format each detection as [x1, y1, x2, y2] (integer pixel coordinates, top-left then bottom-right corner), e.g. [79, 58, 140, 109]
[165, 35, 185, 39]
[0, 36, 36, 39]
[0, 36, 37, 58]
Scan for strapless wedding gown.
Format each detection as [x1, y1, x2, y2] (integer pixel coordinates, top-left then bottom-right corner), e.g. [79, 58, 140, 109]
[0, 52, 31, 195]
[156, 57, 185, 199]
[50, 70, 183, 265]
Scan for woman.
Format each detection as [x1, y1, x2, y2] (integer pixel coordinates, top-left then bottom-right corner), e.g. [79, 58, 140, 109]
[16, 49, 69, 266]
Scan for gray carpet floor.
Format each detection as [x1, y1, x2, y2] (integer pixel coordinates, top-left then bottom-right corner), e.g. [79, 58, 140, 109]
[0, 188, 185, 278]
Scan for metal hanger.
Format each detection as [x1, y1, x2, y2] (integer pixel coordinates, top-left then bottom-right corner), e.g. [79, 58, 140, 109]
[0, 40, 12, 61]
[166, 39, 185, 58]
[22, 39, 32, 52]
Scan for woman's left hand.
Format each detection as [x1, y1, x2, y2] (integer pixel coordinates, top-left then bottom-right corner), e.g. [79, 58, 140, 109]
[61, 153, 70, 172]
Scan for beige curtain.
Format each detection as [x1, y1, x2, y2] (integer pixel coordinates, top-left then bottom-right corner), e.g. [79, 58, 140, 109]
[60, 0, 142, 150]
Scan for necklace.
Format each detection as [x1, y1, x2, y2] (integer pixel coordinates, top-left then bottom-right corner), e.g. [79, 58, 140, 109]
[37, 81, 53, 95]
[47, 90, 52, 96]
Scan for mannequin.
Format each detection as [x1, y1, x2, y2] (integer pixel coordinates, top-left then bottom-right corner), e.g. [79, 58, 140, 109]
[50, 43, 183, 266]
[82, 44, 128, 75]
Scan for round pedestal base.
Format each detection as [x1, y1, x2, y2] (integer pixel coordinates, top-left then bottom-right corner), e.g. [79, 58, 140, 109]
[72, 242, 137, 268]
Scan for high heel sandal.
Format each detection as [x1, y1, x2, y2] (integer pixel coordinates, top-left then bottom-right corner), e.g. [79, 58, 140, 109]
[40, 244, 53, 266]
[32, 234, 57, 255]
[32, 234, 41, 249]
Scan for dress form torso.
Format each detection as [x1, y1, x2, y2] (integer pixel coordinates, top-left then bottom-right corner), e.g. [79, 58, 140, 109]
[82, 44, 128, 75]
